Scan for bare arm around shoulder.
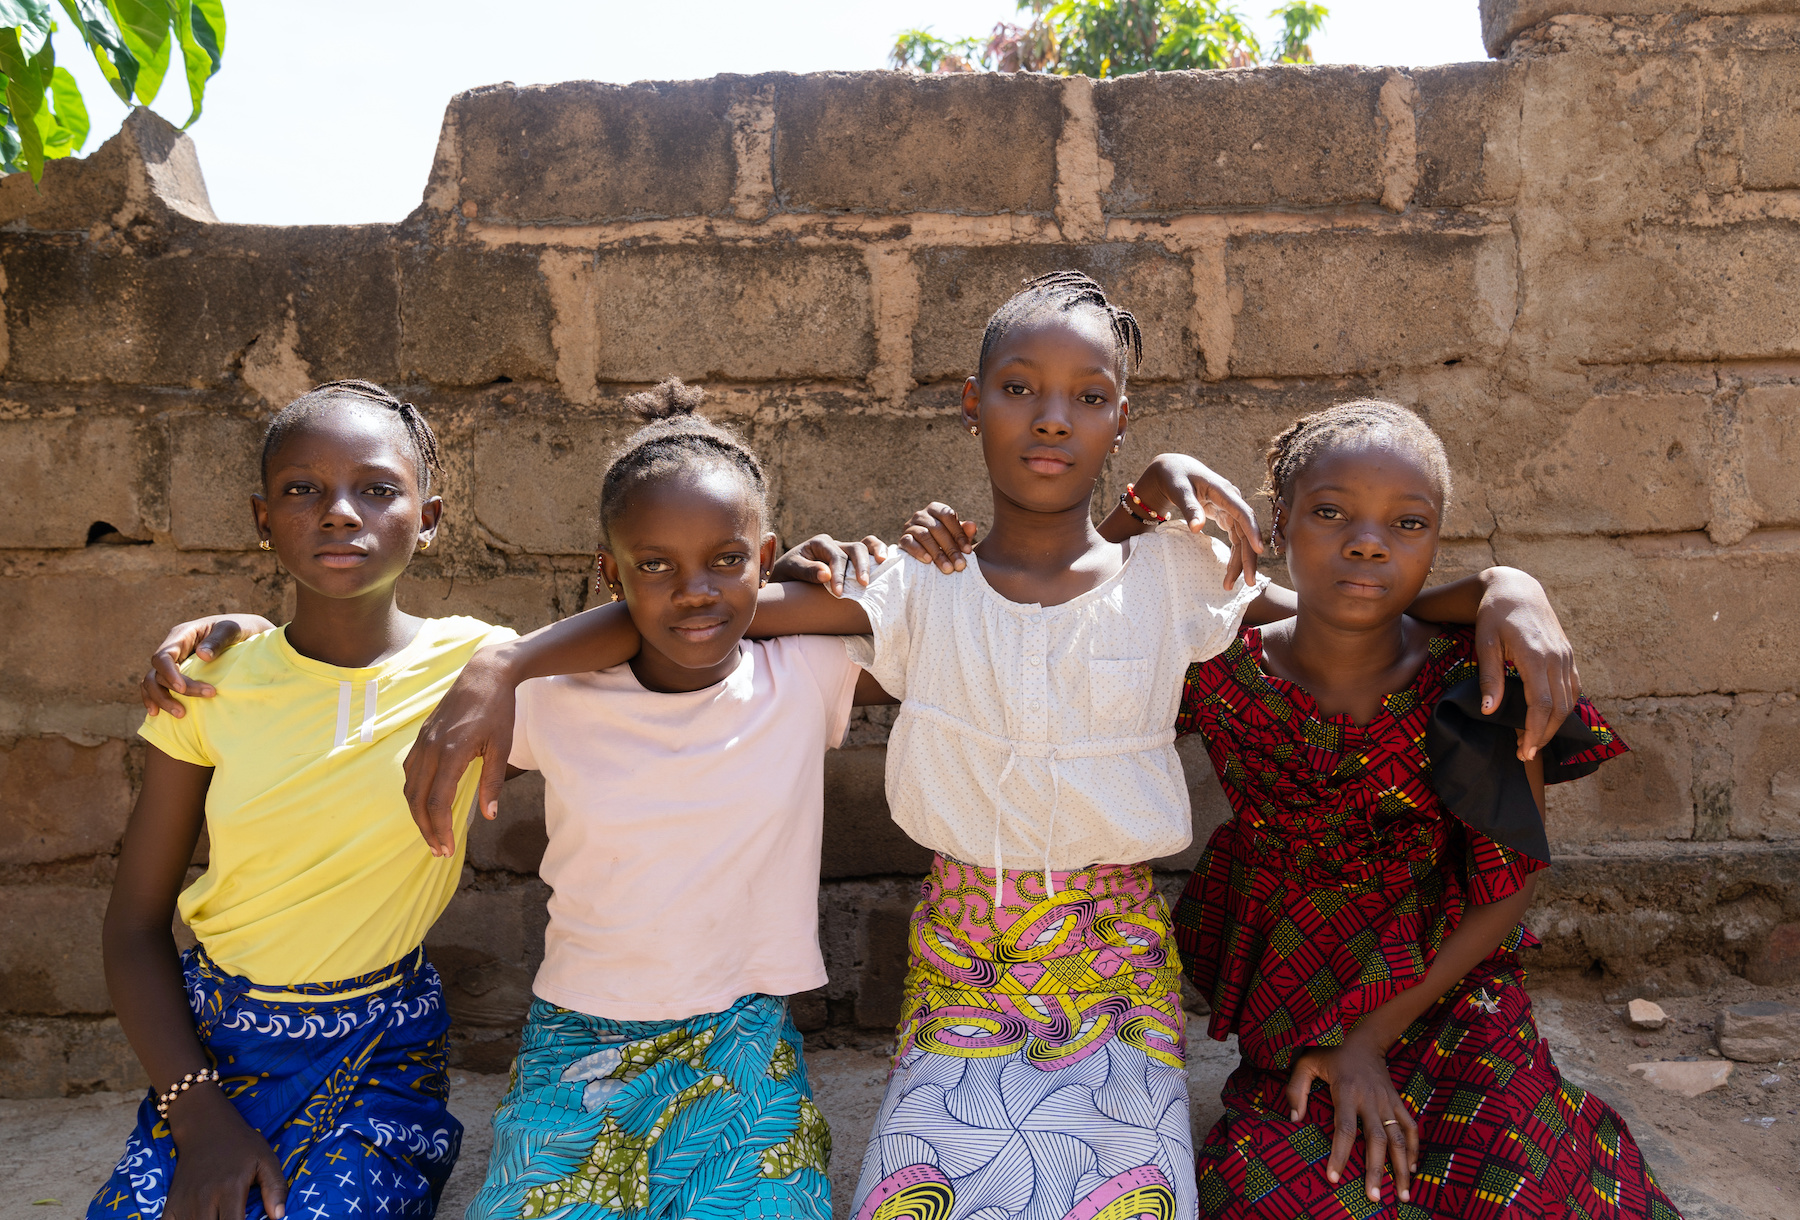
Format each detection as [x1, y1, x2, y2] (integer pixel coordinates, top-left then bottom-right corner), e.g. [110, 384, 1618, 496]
[744, 579, 874, 639]
[404, 601, 643, 856]
[105, 748, 290, 1220]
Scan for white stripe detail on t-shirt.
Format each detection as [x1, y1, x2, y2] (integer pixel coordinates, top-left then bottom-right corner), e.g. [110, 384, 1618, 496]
[359, 677, 379, 744]
[335, 680, 353, 748]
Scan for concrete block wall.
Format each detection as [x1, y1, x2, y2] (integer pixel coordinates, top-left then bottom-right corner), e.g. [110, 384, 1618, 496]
[5, 3, 1800, 1093]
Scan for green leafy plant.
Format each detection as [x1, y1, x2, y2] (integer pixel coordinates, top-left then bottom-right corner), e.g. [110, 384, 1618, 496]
[891, 0, 1327, 78]
[1, 0, 226, 181]
[888, 28, 984, 74]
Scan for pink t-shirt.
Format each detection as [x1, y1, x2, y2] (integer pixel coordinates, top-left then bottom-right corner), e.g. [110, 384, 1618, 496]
[510, 635, 860, 1020]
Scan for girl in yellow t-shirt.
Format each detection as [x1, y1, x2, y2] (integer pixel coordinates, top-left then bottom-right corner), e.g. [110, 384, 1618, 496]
[93, 381, 516, 1220]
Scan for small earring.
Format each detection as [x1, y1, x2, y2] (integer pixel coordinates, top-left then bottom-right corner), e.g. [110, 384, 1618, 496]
[968, 425, 979, 437]
[418, 537, 431, 552]
[258, 539, 271, 551]
[759, 573, 769, 588]
[1111, 442, 1120, 455]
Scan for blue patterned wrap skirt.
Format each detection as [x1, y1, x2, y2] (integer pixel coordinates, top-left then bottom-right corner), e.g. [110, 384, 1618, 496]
[468, 994, 832, 1220]
[89, 945, 461, 1220]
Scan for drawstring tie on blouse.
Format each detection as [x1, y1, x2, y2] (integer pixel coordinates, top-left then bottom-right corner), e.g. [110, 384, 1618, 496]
[993, 744, 1060, 912]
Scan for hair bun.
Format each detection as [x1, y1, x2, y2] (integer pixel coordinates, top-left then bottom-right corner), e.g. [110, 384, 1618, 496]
[623, 377, 705, 423]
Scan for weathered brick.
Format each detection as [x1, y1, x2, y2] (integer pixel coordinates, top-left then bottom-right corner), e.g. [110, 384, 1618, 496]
[854, 901, 914, 1029]
[1728, 697, 1800, 841]
[1541, 700, 1705, 845]
[467, 769, 550, 875]
[0, 1016, 146, 1097]
[1227, 229, 1514, 377]
[1485, 394, 1711, 537]
[398, 245, 557, 385]
[0, 227, 399, 388]
[425, 878, 549, 1030]
[1094, 66, 1387, 213]
[589, 247, 874, 383]
[1481, 1, 1800, 57]
[1747, 921, 1800, 985]
[169, 412, 263, 551]
[821, 746, 932, 880]
[1515, 50, 1710, 233]
[470, 415, 637, 555]
[0, 415, 153, 547]
[756, 412, 992, 551]
[0, 110, 214, 234]
[774, 73, 1063, 215]
[440, 79, 744, 224]
[1413, 62, 1523, 207]
[1741, 50, 1800, 189]
[398, 572, 578, 634]
[0, 737, 131, 866]
[1527, 844, 1800, 974]
[1488, 533, 1800, 700]
[0, 562, 280, 707]
[0, 885, 110, 1015]
[1527, 222, 1800, 365]
[1743, 384, 1800, 527]
[909, 244, 1197, 384]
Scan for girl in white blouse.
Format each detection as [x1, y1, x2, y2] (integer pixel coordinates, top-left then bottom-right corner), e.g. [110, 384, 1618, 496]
[394, 271, 1582, 1220]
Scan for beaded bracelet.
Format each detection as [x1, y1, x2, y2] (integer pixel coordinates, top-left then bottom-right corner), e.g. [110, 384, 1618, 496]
[1120, 483, 1170, 525]
[156, 1067, 220, 1118]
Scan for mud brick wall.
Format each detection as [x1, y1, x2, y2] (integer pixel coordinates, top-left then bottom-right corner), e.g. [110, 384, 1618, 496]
[5, 0, 1800, 1092]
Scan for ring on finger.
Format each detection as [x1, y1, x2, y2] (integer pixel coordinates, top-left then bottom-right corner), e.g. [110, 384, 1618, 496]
[1381, 1119, 1401, 1128]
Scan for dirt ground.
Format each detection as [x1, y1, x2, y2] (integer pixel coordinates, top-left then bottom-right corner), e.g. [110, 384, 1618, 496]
[2, 977, 1793, 1220]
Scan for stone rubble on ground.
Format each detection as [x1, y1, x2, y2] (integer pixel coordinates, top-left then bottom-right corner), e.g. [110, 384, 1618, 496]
[1627, 999, 1669, 1030]
[1718, 1001, 1800, 1064]
[1628, 1060, 1733, 1098]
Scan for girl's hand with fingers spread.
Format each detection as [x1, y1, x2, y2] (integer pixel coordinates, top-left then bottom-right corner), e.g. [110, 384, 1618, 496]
[164, 1085, 289, 1220]
[1285, 1039, 1418, 1206]
[140, 614, 278, 716]
[1127, 454, 1264, 589]
[768, 533, 889, 598]
[897, 503, 977, 573]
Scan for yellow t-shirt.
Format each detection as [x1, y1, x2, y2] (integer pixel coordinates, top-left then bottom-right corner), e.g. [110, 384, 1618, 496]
[139, 616, 517, 987]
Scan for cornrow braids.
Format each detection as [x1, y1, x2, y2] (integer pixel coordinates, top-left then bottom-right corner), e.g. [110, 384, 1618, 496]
[597, 377, 768, 562]
[977, 270, 1145, 388]
[260, 379, 443, 495]
[1260, 400, 1453, 546]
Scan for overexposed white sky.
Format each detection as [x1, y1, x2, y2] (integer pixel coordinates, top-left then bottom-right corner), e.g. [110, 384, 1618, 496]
[54, 1, 1489, 226]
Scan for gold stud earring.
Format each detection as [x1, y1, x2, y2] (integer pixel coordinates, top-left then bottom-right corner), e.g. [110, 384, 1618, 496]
[968, 425, 979, 437]
[1111, 442, 1121, 454]
[419, 537, 431, 552]
[259, 539, 271, 551]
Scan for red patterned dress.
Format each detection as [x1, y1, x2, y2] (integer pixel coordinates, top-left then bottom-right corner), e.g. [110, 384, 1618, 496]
[1171, 625, 1680, 1220]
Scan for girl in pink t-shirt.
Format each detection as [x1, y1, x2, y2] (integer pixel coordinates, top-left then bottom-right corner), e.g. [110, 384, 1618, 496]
[462, 380, 881, 1219]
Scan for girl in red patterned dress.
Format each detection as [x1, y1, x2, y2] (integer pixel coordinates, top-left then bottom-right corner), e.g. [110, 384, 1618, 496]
[1166, 402, 1680, 1219]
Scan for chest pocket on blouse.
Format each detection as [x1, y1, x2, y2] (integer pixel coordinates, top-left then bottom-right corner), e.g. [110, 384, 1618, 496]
[1087, 657, 1153, 736]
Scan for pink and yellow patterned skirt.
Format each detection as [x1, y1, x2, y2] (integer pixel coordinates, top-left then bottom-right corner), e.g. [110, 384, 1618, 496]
[851, 855, 1194, 1220]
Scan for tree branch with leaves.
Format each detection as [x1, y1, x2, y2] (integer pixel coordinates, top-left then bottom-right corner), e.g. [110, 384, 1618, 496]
[891, 1, 1327, 78]
[1, 0, 226, 181]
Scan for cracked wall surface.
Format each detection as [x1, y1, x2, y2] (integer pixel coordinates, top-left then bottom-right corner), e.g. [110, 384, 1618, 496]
[4, 3, 1800, 1093]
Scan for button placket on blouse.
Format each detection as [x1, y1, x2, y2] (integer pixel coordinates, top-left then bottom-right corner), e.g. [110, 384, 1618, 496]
[1022, 610, 1049, 743]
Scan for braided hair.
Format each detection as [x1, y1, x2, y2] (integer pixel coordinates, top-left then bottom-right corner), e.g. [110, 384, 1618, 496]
[1261, 400, 1453, 546]
[597, 378, 767, 556]
[978, 270, 1144, 388]
[260, 379, 443, 495]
